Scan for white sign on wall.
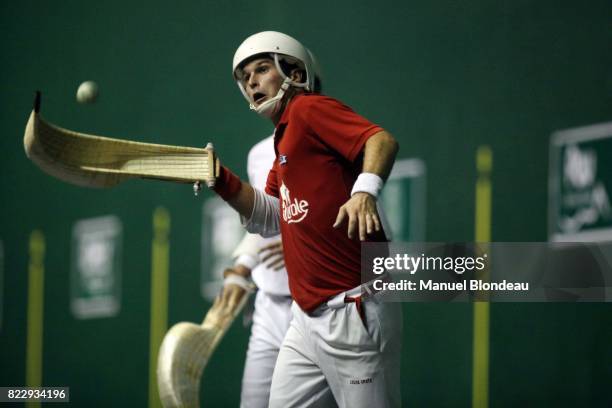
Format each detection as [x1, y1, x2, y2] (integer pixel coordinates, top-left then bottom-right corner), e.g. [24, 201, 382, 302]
[201, 197, 245, 301]
[71, 216, 122, 319]
[380, 158, 427, 242]
[549, 122, 612, 242]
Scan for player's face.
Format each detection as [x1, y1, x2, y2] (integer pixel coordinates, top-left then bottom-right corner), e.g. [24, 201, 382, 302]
[240, 58, 284, 106]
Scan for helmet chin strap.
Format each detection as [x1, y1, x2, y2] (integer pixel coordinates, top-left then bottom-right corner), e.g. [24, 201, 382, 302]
[250, 77, 292, 118]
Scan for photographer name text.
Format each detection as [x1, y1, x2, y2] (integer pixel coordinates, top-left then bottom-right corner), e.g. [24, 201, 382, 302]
[373, 279, 529, 292]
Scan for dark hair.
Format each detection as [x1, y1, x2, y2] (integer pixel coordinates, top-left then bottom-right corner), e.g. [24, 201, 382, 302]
[278, 58, 305, 82]
[279, 58, 323, 93]
[313, 76, 323, 93]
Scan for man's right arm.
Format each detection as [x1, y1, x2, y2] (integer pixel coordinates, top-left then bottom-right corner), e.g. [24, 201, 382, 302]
[226, 180, 256, 218]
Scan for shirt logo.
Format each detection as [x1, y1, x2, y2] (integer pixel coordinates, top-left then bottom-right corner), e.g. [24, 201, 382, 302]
[349, 378, 373, 385]
[279, 154, 288, 165]
[280, 182, 309, 224]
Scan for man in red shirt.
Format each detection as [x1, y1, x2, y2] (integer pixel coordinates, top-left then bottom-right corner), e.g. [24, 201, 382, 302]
[211, 31, 402, 408]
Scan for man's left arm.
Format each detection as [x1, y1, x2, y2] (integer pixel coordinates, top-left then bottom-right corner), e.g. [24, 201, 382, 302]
[333, 130, 399, 241]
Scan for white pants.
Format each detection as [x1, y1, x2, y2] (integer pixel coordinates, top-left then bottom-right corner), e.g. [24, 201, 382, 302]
[269, 292, 403, 408]
[240, 290, 293, 408]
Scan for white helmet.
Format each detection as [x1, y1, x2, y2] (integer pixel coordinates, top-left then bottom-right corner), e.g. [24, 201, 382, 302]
[232, 31, 315, 118]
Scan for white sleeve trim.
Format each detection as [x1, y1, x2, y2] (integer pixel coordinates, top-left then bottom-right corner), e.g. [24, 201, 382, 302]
[234, 254, 259, 270]
[241, 188, 281, 238]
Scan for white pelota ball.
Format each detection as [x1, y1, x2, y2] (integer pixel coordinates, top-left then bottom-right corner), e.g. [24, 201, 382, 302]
[76, 81, 99, 104]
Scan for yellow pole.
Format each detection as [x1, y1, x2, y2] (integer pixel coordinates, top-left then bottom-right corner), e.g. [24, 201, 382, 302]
[472, 146, 492, 408]
[26, 230, 45, 408]
[149, 207, 170, 408]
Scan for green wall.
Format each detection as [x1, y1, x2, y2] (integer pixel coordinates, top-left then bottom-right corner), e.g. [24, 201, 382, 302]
[1, 1, 611, 406]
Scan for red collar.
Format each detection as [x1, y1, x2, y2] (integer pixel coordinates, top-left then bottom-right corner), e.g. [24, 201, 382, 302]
[277, 93, 308, 127]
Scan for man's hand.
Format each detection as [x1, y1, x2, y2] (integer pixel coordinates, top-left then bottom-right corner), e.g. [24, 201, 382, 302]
[207, 265, 251, 326]
[333, 192, 381, 241]
[259, 241, 285, 270]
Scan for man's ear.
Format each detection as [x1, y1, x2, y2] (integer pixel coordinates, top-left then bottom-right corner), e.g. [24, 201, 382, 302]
[289, 68, 304, 83]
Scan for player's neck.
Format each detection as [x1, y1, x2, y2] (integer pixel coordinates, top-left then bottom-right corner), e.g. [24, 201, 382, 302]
[271, 89, 304, 125]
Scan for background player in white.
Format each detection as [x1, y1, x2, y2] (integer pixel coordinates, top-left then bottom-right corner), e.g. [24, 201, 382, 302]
[211, 31, 402, 407]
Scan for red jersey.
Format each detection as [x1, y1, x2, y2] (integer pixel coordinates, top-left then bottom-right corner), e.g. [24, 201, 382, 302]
[265, 94, 387, 312]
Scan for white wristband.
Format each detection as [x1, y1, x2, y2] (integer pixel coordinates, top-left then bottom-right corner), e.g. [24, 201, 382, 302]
[351, 173, 384, 198]
[224, 274, 255, 292]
